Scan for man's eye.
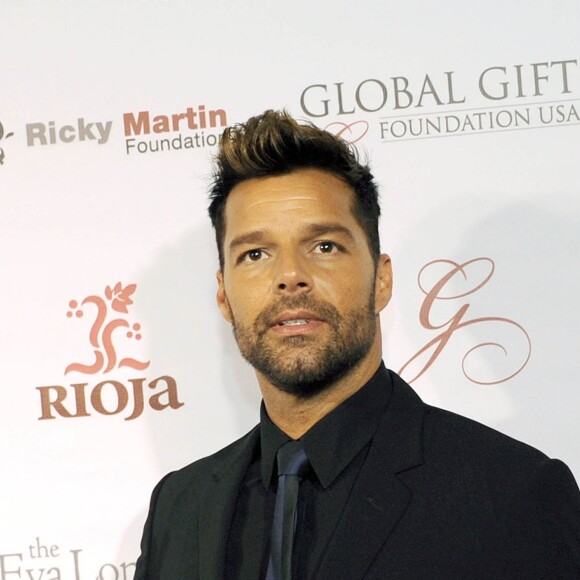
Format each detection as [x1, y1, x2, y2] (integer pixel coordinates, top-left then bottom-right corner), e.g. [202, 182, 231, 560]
[316, 241, 338, 254]
[243, 249, 266, 262]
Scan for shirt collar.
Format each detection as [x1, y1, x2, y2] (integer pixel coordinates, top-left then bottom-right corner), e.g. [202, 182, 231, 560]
[260, 362, 392, 489]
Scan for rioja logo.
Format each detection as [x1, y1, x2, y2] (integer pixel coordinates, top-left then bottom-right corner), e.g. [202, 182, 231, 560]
[36, 282, 183, 421]
[399, 258, 531, 385]
[65, 282, 150, 374]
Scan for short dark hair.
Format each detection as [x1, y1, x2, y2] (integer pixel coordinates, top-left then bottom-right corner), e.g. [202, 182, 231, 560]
[208, 110, 381, 268]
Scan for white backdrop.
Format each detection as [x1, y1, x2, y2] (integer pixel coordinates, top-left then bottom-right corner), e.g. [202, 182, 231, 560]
[1, 1, 579, 577]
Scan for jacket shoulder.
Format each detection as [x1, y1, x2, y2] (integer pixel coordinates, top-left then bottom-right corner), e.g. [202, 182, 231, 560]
[425, 404, 549, 465]
[389, 370, 550, 469]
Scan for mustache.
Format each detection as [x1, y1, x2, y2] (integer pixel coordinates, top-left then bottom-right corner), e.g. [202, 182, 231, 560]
[255, 295, 342, 330]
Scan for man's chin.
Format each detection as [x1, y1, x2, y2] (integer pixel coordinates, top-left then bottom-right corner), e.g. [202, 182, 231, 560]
[259, 357, 356, 399]
[269, 374, 336, 399]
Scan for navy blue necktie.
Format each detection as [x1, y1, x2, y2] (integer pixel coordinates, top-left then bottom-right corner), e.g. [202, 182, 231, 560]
[266, 440, 310, 580]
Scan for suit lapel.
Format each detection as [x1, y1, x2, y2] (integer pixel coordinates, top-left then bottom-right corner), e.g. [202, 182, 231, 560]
[317, 372, 426, 580]
[198, 426, 260, 580]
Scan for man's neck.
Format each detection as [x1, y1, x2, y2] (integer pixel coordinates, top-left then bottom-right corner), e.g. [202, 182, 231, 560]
[257, 342, 383, 439]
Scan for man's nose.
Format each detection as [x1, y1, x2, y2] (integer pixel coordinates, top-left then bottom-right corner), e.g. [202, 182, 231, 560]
[274, 253, 313, 294]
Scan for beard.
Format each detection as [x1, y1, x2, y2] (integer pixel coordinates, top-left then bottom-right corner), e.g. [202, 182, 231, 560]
[231, 292, 376, 398]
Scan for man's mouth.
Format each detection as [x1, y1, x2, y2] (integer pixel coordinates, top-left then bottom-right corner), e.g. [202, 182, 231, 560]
[267, 311, 325, 335]
[271, 310, 322, 327]
[277, 319, 310, 326]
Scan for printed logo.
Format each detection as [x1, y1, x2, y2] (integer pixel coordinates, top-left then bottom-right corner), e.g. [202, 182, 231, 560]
[0, 536, 135, 580]
[0, 120, 14, 165]
[299, 58, 579, 142]
[64, 282, 150, 375]
[399, 258, 531, 385]
[123, 104, 227, 155]
[26, 118, 113, 146]
[20, 103, 228, 158]
[323, 120, 369, 144]
[36, 282, 183, 421]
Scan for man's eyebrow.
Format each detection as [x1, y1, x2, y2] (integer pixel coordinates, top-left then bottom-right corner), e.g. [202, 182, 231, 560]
[228, 223, 355, 252]
[229, 230, 269, 251]
[305, 223, 356, 241]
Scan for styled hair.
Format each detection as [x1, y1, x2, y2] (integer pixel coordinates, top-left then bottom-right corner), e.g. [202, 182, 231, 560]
[208, 110, 381, 268]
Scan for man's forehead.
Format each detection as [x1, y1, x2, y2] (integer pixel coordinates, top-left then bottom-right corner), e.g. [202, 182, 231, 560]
[224, 169, 356, 218]
[237, 193, 325, 211]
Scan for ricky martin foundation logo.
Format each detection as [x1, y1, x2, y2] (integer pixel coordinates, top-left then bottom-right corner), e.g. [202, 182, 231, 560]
[36, 282, 183, 421]
[299, 58, 579, 142]
[123, 104, 228, 155]
[26, 118, 113, 146]
[0, 120, 14, 165]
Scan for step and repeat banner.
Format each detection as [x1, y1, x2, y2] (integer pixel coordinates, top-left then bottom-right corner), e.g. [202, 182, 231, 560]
[1, 1, 579, 577]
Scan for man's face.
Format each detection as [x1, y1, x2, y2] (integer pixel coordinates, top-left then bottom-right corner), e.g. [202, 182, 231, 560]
[216, 169, 392, 397]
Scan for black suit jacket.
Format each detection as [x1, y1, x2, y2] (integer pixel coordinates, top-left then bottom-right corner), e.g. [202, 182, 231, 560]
[135, 370, 580, 579]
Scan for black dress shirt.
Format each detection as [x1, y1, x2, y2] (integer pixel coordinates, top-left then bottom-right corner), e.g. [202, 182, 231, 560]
[224, 364, 392, 579]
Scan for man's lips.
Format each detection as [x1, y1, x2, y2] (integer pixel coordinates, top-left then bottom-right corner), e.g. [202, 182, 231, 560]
[270, 310, 324, 326]
[269, 310, 325, 335]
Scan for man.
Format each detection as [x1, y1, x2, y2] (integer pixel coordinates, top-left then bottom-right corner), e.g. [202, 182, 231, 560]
[135, 110, 580, 579]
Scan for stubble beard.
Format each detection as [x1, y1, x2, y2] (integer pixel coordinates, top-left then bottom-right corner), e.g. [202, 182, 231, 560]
[232, 293, 377, 399]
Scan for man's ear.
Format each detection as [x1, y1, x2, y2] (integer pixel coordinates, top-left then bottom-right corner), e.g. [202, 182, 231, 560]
[216, 270, 233, 324]
[374, 254, 393, 313]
